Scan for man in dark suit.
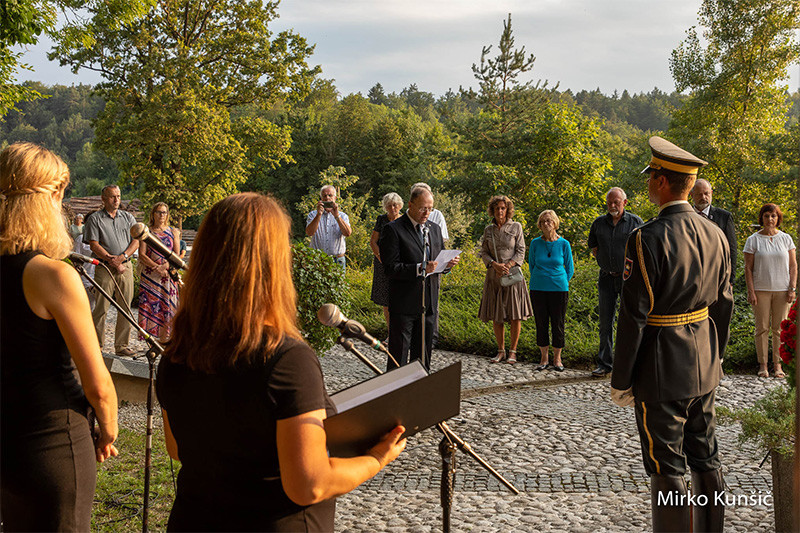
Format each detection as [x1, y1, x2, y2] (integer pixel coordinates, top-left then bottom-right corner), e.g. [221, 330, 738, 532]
[612, 137, 733, 533]
[379, 187, 459, 371]
[691, 178, 737, 282]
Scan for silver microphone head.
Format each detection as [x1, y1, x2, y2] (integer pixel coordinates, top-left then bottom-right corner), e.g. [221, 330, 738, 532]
[130, 222, 149, 240]
[317, 303, 344, 328]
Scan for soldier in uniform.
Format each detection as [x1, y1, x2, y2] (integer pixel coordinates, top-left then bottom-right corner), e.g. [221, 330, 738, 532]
[611, 137, 733, 533]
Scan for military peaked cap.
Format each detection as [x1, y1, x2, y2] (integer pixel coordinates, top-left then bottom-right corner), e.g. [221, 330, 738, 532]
[642, 136, 707, 176]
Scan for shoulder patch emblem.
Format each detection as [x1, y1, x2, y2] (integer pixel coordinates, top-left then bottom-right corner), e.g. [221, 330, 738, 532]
[623, 257, 633, 280]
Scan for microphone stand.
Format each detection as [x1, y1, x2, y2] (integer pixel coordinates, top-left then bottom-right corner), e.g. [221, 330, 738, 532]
[420, 225, 429, 371]
[71, 262, 163, 533]
[334, 334, 519, 533]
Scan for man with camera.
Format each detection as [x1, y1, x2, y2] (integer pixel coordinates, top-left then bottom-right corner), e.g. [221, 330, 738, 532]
[305, 185, 352, 270]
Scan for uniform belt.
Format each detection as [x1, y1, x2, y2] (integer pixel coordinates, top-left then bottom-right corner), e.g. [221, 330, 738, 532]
[646, 307, 708, 327]
[601, 270, 622, 277]
[333, 253, 345, 258]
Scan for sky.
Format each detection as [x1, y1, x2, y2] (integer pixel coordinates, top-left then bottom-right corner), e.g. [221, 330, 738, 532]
[17, 0, 800, 98]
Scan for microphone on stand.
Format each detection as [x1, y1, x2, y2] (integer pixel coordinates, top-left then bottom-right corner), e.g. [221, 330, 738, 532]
[317, 304, 399, 367]
[69, 252, 100, 265]
[130, 223, 187, 271]
[317, 304, 385, 349]
[422, 224, 430, 276]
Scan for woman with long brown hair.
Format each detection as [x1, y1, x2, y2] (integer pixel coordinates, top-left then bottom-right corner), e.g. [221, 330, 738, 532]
[0, 142, 118, 531]
[157, 193, 406, 531]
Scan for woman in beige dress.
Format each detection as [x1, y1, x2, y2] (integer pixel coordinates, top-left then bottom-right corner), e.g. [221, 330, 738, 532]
[478, 196, 533, 364]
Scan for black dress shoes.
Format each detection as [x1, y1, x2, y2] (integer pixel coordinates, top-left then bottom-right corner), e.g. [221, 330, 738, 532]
[591, 367, 610, 377]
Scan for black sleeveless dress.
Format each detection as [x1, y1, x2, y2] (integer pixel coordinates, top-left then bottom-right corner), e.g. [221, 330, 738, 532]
[1, 251, 96, 532]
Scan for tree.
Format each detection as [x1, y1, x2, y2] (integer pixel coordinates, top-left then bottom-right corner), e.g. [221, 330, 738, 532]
[669, 0, 800, 222]
[53, 0, 318, 221]
[0, 0, 151, 116]
[367, 83, 388, 106]
[451, 14, 608, 241]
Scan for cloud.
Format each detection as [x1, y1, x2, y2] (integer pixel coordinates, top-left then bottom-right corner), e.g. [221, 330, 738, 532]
[16, 0, 800, 96]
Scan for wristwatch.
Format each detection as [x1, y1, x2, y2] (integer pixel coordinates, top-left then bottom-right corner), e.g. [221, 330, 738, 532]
[122, 252, 129, 261]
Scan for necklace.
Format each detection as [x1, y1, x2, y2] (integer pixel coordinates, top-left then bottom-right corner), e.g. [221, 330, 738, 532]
[545, 239, 556, 257]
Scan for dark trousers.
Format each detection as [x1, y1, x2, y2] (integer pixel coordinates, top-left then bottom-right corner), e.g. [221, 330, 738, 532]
[634, 390, 720, 477]
[388, 311, 435, 371]
[597, 273, 623, 371]
[530, 290, 568, 348]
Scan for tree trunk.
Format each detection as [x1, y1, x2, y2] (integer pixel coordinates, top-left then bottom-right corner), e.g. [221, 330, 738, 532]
[771, 449, 797, 532]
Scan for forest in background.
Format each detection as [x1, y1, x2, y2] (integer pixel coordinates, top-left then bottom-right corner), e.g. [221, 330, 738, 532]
[2, 80, 798, 266]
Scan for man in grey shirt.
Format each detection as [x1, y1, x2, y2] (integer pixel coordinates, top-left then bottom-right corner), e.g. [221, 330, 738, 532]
[587, 187, 643, 377]
[84, 185, 138, 356]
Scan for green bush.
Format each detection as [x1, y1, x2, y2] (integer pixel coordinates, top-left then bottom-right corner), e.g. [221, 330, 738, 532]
[293, 242, 352, 354]
[718, 385, 795, 457]
[722, 265, 758, 371]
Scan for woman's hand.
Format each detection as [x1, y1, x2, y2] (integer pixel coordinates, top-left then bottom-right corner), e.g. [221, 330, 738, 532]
[367, 425, 407, 469]
[492, 261, 509, 276]
[747, 290, 757, 306]
[94, 426, 119, 463]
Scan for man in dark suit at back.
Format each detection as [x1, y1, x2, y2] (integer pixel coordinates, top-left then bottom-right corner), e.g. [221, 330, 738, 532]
[691, 178, 737, 282]
[379, 187, 459, 371]
[612, 137, 733, 533]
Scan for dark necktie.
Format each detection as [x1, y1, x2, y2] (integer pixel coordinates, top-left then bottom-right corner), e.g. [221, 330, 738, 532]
[416, 224, 424, 247]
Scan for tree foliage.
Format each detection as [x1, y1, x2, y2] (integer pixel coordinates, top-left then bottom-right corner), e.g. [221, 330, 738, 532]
[0, 0, 152, 116]
[51, 0, 318, 221]
[669, 0, 800, 225]
[451, 14, 608, 243]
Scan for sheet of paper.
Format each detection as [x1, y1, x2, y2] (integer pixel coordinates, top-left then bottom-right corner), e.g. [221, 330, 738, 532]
[429, 249, 461, 274]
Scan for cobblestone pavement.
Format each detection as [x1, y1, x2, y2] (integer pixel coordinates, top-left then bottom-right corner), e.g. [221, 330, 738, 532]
[111, 313, 785, 532]
[318, 345, 781, 532]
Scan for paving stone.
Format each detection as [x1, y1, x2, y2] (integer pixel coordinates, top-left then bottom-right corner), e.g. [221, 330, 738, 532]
[107, 309, 781, 533]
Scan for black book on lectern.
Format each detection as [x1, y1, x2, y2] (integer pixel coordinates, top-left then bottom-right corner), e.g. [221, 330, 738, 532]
[324, 361, 461, 458]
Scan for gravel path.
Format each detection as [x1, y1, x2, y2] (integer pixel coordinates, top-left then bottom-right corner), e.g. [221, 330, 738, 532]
[109, 314, 784, 532]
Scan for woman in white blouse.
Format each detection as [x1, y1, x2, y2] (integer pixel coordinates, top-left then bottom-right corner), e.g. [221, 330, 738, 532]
[743, 203, 797, 378]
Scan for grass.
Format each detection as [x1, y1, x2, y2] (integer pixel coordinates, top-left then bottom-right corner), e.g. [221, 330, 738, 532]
[92, 426, 177, 532]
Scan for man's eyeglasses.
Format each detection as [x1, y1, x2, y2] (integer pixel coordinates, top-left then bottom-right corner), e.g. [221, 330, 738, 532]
[414, 207, 433, 214]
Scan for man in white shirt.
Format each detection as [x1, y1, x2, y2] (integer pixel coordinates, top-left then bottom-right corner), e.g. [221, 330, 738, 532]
[305, 185, 352, 270]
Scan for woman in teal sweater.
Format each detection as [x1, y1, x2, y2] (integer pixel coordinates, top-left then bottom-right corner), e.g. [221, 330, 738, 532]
[528, 209, 574, 371]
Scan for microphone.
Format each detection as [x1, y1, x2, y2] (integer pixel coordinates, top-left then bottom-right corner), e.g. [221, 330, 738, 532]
[422, 224, 429, 261]
[130, 223, 187, 270]
[69, 252, 99, 265]
[317, 304, 385, 350]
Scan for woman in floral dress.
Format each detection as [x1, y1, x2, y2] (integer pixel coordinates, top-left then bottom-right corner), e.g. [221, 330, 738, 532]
[138, 202, 180, 340]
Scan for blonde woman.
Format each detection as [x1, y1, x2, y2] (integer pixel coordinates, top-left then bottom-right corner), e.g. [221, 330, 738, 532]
[0, 142, 118, 531]
[137, 202, 180, 340]
[370, 192, 403, 332]
[157, 193, 405, 531]
[528, 210, 574, 372]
